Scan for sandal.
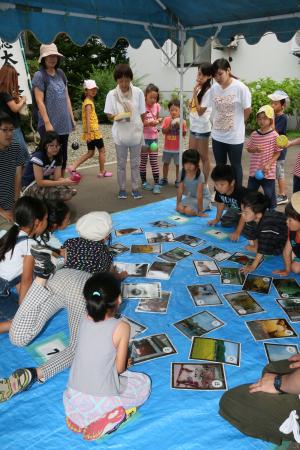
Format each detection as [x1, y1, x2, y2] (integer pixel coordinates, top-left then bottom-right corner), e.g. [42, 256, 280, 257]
[0, 368, 37, 403]
[83, 406, 125, 441]
[97, 171, 113, 178]
[66, 416, 83, 434]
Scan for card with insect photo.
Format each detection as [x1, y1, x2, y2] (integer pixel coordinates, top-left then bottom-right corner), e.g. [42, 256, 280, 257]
[130, 244, 162, 254]
[224, 291, 264, 316]
[264, 343, 299, 363]
[171, 362, 227, 391]
[173, 311, 225, 340]
[189, 337, 241, 366]
[115, 227, 143, 237]
[228, 252, 261, 267]
[121, 282, 161, 299]
[175, 234, 206, 248]
[273, 278, 300, 299]
[204, 229, 228, 240]
[187, 284, 223, 307]
[115, 314, 147, 339]
[129, 333, 177, 364]
[246, 318, 298, 341]
[108, 242, 130, 257]
[198, 245, 232, 262]
[158, 247, 192, 263]
[168, 215, 190, 224]
[150, 220, 175, 228]
[276, 298, 300, 322]
[145, 232, 175, 243]
[220, 267, 246, 285]
[113, 262, 149, 278]
[193, 260, 220, 276]
[242, 274, 272, 295]
[135, 291, 171, 314]
[146, 261, 176, 280]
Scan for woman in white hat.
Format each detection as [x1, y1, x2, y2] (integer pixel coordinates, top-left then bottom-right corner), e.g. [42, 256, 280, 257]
[32, 43, 75, 175]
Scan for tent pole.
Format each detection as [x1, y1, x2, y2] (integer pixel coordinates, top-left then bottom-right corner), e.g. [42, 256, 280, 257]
[179, 27, 186, 174]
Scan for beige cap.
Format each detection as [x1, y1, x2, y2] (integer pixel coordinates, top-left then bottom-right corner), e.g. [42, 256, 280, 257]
[38, 43, 63, 63]
[76, 211, 113, 241]
[256, 105, 274, 120]
[291, 192, 300, 215]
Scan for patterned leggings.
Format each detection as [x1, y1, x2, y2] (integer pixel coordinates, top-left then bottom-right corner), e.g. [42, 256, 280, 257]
[9, 268, 91, 381]
[140, 150, 159, 184]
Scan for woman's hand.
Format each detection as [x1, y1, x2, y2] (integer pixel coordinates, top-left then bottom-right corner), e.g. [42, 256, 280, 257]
[249, 373, 278, 394]
[61, 177, 79, 186]
[45, 121, 54, 132]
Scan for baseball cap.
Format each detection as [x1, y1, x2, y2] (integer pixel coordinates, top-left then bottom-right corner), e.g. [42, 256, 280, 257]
[256, 105, 274, 119]
[76, 211, 112, 241]
[291, 192, 300, 215]
[83, 80, 98, 90]
[268, 90, 289, 102]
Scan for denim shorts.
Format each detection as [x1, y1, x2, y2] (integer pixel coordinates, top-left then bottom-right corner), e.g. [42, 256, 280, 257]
[0, 275, 21, 297]
[190, 130, 211, 140]
[162, 151, 179, 165]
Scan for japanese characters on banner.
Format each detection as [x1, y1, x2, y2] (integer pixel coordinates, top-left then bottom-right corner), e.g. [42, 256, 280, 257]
[0, 38, 32, 104]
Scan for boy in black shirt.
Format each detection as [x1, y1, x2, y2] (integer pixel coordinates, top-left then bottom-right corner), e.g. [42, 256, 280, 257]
[208, 165, 249, 241]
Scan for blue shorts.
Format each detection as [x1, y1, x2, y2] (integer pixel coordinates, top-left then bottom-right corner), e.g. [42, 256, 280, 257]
[162, 151, 179, 165]
[190, 130, 211, 140]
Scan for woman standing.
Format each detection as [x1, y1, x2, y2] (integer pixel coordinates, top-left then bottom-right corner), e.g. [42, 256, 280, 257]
[32, 43, 75, 174]
[202, 58, 251, 186]
[104, 64, 146, 199]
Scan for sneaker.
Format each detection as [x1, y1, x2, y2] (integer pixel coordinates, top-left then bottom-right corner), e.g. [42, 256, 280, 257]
[142, 182, 153, 191]
[153, 184, 161, 194]
[0, 368, 37, 402]
[131, 190, 142, 199]
[175, 180, 180, 188]
[118, 190, 127, 199]
[277, 194, 288, 205]
[159, 178, 168, 186]
[30, 245, 56, 279]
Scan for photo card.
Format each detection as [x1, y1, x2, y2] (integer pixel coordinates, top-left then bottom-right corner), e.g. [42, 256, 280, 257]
[205, 229, 228, 240]
[171, 362, 227, 391]
[276, 298, 300, 322]
[131, 244, 162, 254]
[193, 260, 220, 276]
[175, 234, 206, 248]
[273, 278, 300, 299]
[129, 333, 177, 364]
[115, 314, 147, 339]
[246, 318, 298, 341]
[189, 337, 241, 366]
[242, 274, 272, 295]
[224, 291, 264, 316]
[173, 311, 225, 340]
[168, 215, 190, 224]
[146, 261, 176, 280]
[220, 267, 246, 285]
[114, 262, 149, 278]
[228, 252, 262, 267]
[264, 343, 299, 363]
[150, 220, 175, 228]
[187, 284, 222, 307]
[158, 247, 192, 263]
[108, 242, 130, 257]
[145, 232, 175, 243]
[115, 227, 143, 237]
[121, 282, 161, 299]
[135, 291, 171, 314]
[198, 245, 231, 262]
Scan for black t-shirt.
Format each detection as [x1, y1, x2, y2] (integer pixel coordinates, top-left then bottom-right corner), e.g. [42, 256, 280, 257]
[22, 150, 62, 187]
[0, 92, 20, 128]
[215, 185, 249, 210]
[247, 211, 287, 256]
[289, 230, 300, 258]
[275, 114, 288, 160]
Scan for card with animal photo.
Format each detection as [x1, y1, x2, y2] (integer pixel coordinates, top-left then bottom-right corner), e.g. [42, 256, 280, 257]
[115, 227, 143, 237]
[121, 282, 161, 299]
[187, 284, 222, 307]
[115, 314, 147, 339]
[189, 337, 241, 366]
[135, 292, 171, 314]
[242, 274, 272, 295]
[173, 311, 225, 340]
[276, 298, 300, 322]
[131, 244, 162, 254]
[114, 262, 149, 278]
[108, 242, 130, 257]
[171, 362, 227, 391]
[205, 229, 228, 240]
[246, 318, 298, 341]
[273, 278, 300, 299]
[129, 333, 177, 364]
[175, 234, 206, 248]
[150, 220, 175, 228]
[224, 291, 264, 316]
[228, 252, 261, 267]
[146, 261, 176, 280]
[264, 343, 299, 363]
[158, 246, 192, 263]
[193, 260, 220, 276]
[220, 267, 245, 285]
[198, 245, 231, 262]
[145, 232, 175, 243]
[168, 214, 190, 224]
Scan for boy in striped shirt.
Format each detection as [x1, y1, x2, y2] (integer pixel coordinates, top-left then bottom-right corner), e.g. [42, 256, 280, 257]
[246, 105, 281, 209]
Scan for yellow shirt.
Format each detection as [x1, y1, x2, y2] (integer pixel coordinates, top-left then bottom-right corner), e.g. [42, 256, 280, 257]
[81, 98, 102, 141]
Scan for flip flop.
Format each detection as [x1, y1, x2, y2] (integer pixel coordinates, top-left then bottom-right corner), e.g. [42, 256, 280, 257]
[83, 406, 125, 441]
[97, 171, 113, 178]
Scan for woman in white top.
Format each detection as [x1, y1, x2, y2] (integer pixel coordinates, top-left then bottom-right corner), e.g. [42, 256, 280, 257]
[189, 62, 213, 184]
[202, 58, 252, 187]
[104, 64, 146, 200]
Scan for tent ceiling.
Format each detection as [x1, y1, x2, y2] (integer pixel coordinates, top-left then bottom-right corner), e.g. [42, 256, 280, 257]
[0, 1, 299, 47]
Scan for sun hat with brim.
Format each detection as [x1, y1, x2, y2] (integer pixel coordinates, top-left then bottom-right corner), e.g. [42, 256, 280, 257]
[268, 90, 289, 102]
[256, 105, 274, 119]
[291, 192, 300, 215]
[38, 43, 63, 63]
[76, 211, 113, 241]
[83, 80, 98, 90]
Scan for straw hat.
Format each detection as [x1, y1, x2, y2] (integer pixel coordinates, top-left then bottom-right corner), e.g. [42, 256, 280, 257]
[38, 43, 63, 63]
[291, 192, 300, 214]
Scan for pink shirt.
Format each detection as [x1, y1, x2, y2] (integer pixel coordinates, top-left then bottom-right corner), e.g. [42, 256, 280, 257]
[246, 129, 281, 179]
[162, 116, 187, 152]
[143, 103, 160, 140]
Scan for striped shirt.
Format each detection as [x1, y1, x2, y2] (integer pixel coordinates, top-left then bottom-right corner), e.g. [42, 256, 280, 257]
[246, 211, 287, 255]
[0, 142, 24, 211]
[246, 129, 280, 179]
[293, 151, 300, 177]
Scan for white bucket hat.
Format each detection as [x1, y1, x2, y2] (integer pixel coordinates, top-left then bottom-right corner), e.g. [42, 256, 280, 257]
[76, 211, 113, 241]
[83, 80, 98, 90]
[268, 90, 289, 102]
[38, 43, 63, 63]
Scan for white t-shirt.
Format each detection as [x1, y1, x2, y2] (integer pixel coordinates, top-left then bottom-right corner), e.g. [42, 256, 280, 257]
[104, 85, 146, 146]
[0, 231, 35, 281]
[189, 89, 212, 134]
[202, 79, 251, 144]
